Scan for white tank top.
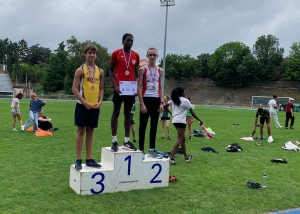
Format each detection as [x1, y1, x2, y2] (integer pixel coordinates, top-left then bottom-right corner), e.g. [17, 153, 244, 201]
[142, 65, 161, 98]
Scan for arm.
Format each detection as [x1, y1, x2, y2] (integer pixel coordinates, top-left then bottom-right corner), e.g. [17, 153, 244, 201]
[189, 108, 203, 126]
[72, 67, 93, 110]
[137, 67, 147, 113]
[163, 103, 172, 115]
[38, 116, 51, 122]
[159, 68, 164, 112]
[95, 68, 105, 109]
[14, 101, 19, 115]
[109, 62, 121, 94]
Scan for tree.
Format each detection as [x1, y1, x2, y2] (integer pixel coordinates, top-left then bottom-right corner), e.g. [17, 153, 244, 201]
[252, 34, 284, 80]
[43, 51, 68, 92]
[196, 53, 211, 78]
[208, 42, 255, 86]
[159, 54, 200, 79]
[284, 42, 300, 80]
[27, 44, 51, 65]
[17, 39, 29, 63]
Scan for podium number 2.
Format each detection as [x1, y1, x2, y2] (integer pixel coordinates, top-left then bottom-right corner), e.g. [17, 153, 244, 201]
[150, 163, 162, 183]
[90, 172, 105, 194]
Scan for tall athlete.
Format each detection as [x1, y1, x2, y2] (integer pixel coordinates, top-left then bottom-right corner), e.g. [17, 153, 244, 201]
[137, 47, 164, 157]
[268, 95, 282, 128]
[72, 44, 104, 170]
[109, 33, 140, 152]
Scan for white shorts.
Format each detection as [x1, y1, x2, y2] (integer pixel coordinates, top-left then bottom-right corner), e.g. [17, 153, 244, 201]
[11, 108, 21, 116]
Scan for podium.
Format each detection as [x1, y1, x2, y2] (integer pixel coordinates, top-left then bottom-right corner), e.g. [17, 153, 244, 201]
[69, 147, 169, 195]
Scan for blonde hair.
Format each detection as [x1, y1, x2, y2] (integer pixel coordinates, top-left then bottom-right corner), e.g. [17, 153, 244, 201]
[30, 93, 37, 99]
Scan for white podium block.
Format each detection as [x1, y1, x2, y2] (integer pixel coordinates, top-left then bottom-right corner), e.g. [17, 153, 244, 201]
[69, 147, 169, 195]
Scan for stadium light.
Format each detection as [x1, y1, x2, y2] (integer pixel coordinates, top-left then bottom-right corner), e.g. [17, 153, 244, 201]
[160, 0, 175, 94]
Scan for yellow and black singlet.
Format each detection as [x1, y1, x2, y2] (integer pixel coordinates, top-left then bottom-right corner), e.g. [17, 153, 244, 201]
[79, 64, 100, 105]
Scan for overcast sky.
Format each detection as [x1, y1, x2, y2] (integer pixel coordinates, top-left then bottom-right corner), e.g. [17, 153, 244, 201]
[1, 0, 300, 59]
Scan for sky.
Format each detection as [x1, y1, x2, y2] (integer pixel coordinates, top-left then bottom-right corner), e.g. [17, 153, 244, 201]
[1, 0, 300, 59]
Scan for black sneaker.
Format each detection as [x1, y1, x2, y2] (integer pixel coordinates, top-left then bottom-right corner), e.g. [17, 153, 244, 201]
[111, 141, 118, 152]
[86, 159, 101, 168]
[169, 158, 176, 165]
[123, 141, 137, 151]
[133, 139, 136, 143]
[290, 127, 294, 129]
[75, 159, 82, 170]
[185, 155, 193, 163]
[247, 181, 261, 189]
[189, 136, 192, 140]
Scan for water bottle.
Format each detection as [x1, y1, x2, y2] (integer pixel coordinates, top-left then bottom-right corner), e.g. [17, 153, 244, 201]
[262, 173, 267, 188]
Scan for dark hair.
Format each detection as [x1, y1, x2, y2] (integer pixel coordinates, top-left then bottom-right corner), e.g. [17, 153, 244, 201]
[122, 33, 133, 41]
[273, 95, 277, 98]
[258, 107, 263, 113]
[187, 97, 191, 101]
[171, 87, 185, 106]
[15, 93, 23, 99]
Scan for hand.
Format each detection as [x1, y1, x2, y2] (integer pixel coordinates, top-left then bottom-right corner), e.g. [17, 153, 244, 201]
[115, 86, 121, 95]
[140, 103, 147, 113]
[94, 101, 102, 109]
[83, 101, 94, 110]
[199, 121, 204, 126]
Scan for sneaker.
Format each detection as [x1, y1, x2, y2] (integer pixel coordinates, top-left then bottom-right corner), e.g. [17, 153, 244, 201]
[54, 127, 59, 131]
[257, 137, 264, 140]
[133, 139, 136, 143]
[75, 159, 82, 170]
[111, 141, 118, 152]
[290, 127, 294, 129]
[189, 136, 192, 140]
[86, 159, 101, 168]
[21, 125, 24, 131]
[271, 158, 287, 164]
[49, 127, 55, 132]
[285, 127, 288, 129]
[148, 150, 163, 159]
[161, 136, 165, 139]
[13, 128, 17, 131]
[277, 126, 283, 128]
[185, 155, 193, 163]
[123, 141, 137, 151]
[168, 136, 171, 140]
[247, 181, 262, 189]
[256, 143, 263, 146]
[169, 158, 176, 165]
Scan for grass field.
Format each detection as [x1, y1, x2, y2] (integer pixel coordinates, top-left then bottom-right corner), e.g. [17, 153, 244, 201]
[0, 99, 299, 214]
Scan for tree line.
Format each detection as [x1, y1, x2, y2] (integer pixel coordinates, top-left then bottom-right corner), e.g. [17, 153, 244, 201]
[1, 34, 300, 100]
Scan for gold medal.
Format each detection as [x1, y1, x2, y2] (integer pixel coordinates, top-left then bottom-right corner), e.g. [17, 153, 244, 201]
[152, 85, 156, 90]
[90, 85, 95, 91]
[125, 70, 130, 76]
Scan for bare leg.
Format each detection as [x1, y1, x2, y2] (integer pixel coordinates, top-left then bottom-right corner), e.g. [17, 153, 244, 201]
[17, 114, 23, 126]
[188, 122, 192, 137]
[76, 127, 85, 160]
[161, 120, 165, 137]
[85, 126, 94, 160]
[166, 120, 170, 137]
[170, 127, 186, 158]
[12, 115, 16, 128]
[131, 124, 136, 139]
[180, 136, 188, 159]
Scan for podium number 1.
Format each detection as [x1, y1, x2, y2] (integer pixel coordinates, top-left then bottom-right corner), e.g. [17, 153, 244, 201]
[125, 155, 131, 175]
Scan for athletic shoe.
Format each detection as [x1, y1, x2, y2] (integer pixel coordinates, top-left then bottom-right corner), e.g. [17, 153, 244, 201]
[21, 125, 24, 131]
[111, 141, 118, 152]
[169, 158, 176, 165]
[185, 155, 193, 163]
[285, 127, 288, 129]
[13, 128, 17, 131]
[257, 137, 264, 140]
[54, 127, 58, 131]
[189, 136, 192, 140]
[147, 150, 163, 159]
[247, 181, 262, 189]
[271, 158, 287, 164]
[49, 127, 55, 132]
[133, 139, 136, 143]
[86, 159, 101, 168]
[290, 127, 294, 129]
[75, 159, 82, 170]
[277, 126, 283, 128]
[161, 136, 165, 139]
[256, 143, 263, 146]
[123, 141, 137, 151]
[168, 136, 171, 140]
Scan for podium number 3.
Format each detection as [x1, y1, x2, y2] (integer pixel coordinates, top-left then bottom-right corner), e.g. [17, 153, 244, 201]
[90, 172, 105, 194]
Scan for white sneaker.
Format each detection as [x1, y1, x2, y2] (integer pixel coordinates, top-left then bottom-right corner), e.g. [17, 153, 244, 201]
[268, 136, 273, 143]
[277, 126, 283, 128]
[21, 125, 24, 131]
[13, 128, 17, 131]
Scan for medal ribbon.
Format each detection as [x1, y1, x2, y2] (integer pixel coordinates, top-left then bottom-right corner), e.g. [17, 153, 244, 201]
[122, 49, 132, 71]
[86, 63, 95, 83]
[148, 65, 158, 87]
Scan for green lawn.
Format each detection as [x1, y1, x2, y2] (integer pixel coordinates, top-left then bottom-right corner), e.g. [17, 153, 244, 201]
[0, 99, 299, 214]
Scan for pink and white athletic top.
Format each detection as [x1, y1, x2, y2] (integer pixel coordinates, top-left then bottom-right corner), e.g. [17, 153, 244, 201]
[141, 65, 161, 98]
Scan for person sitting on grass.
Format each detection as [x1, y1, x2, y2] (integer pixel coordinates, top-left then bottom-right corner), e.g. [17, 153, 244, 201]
[253, 107, 272, 144]
[163, 87, 204, 165]
[38, 109, 58, 131]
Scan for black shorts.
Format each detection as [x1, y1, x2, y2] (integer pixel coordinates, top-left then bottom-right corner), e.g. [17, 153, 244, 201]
[75, 102, 100, 128]
[173, 123, 186, 129]
[131, 120, 135, 125]
[260, 117, 269, 125]
[112, 90, 135, 105]
[161, 117, 170, 121]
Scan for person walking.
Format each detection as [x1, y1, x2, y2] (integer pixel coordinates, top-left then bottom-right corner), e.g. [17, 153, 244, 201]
[268, 95, 282, 128]
[285, 98, 295, 129]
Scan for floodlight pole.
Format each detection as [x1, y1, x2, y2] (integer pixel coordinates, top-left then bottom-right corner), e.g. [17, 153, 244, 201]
[160, 0, 175, 95]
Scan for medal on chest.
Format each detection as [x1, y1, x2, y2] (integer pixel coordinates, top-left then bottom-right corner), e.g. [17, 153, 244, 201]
[123, 49, 132, 76]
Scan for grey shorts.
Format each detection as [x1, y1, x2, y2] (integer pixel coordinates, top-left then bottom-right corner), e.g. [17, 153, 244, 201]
[12, 108, 21, 116]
